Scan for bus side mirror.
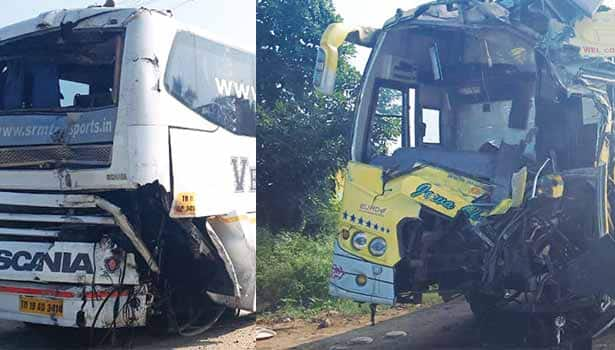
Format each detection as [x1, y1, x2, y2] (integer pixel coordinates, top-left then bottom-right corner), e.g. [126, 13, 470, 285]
[313, 46, 336, 95]
[313, 23, 349, 95]
[313, 23, 380, 95]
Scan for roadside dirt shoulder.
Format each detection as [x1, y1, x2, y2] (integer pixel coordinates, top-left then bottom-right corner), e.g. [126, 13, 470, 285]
[256, 303, 451, 350]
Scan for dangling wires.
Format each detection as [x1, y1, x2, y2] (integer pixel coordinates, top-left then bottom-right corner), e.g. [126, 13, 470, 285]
[89, 256, 128, 346]
[482, 208, 528, 286]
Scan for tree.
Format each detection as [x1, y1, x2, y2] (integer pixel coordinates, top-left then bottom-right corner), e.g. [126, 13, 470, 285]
[257, 0, 360, 232]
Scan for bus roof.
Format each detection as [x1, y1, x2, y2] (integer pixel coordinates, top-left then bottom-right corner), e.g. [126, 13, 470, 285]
[0, 7, 160, 44]
[0, 7, 254, 55]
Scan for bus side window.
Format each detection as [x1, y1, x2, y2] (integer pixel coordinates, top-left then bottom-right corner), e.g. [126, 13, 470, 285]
[165, 32, 199, 113]
[422, 108, 441, 145]
[60, 80, 90, 108]
[165, 31, 256, 137]
[369, 87, 404, 157]
[0, 64, 6, 109]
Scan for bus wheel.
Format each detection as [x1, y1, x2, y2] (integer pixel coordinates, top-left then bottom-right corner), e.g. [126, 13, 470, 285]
[166, 291, 226, 337]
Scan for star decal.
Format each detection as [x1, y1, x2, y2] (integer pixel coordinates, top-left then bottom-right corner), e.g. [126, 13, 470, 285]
[344, 211, 389, 233]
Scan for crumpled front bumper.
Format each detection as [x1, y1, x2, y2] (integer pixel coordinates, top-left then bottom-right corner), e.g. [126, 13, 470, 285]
[0, 280, 148, 328]
[329, 240, 395, 305]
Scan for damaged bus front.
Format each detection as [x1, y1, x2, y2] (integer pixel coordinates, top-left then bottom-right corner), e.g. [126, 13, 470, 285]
[317, 0, 615, 345]
[0, 6, 255, 334]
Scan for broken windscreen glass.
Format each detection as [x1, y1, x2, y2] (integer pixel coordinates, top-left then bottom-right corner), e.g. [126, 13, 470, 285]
[0, 30, 122, 113]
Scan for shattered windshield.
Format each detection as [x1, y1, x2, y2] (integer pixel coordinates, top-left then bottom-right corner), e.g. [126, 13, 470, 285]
[362, 26, 537, 159]
[0, 30, 122, 113]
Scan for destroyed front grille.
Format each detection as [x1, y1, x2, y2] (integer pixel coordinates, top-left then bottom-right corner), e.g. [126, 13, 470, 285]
[0, 193, 116, 242]
[0, 144, 112, 168]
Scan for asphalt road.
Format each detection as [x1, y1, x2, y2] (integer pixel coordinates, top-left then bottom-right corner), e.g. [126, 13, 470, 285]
[0, 315, 255, 350]
[290, 300, 615, 350]
[291, 300, 479, 350]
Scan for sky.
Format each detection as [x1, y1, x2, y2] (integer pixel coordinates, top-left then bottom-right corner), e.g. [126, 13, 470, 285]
[0, 0, 255, 51]
[334, 0, 615, 70]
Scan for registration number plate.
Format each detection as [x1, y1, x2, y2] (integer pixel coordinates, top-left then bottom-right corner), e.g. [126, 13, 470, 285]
[19, 296, 63, 317]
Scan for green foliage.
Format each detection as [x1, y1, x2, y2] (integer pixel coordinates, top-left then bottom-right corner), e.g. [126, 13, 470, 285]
[370, 116, 402, 156]
[370, 87, 405, 156]
[257, 228, 376, 317]
[270, 298, 371, 320]
[257, 0, 360, 233]
[257, 0, 354, 105]
[257, 229, 334, 310]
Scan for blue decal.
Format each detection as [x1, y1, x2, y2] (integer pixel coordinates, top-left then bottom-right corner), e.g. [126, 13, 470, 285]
[410, 183, 456, 210]
[0, 108, 117, 147]
[461, 205, 485, 221]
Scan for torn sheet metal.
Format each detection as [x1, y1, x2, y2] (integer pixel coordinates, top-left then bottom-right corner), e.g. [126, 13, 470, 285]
[207, 212, 256, 311]
[95, 198, 160, 274]
[202, 220, 242, 310]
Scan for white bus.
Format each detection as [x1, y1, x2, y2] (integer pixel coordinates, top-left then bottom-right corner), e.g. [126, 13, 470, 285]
[0, 4, 255, 335]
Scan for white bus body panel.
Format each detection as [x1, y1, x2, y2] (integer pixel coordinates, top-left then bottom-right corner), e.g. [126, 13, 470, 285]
[169, 128, 256, 218]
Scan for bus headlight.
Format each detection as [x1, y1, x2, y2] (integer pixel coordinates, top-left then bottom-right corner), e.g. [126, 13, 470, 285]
[369, 238, 387, 257]
[351, 232, 368, 250]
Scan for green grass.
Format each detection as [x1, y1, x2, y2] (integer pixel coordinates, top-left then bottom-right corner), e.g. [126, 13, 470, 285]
[260, 298, 371, 320]
[257, 229, 345, 316]
[256, 228, 442, 320]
